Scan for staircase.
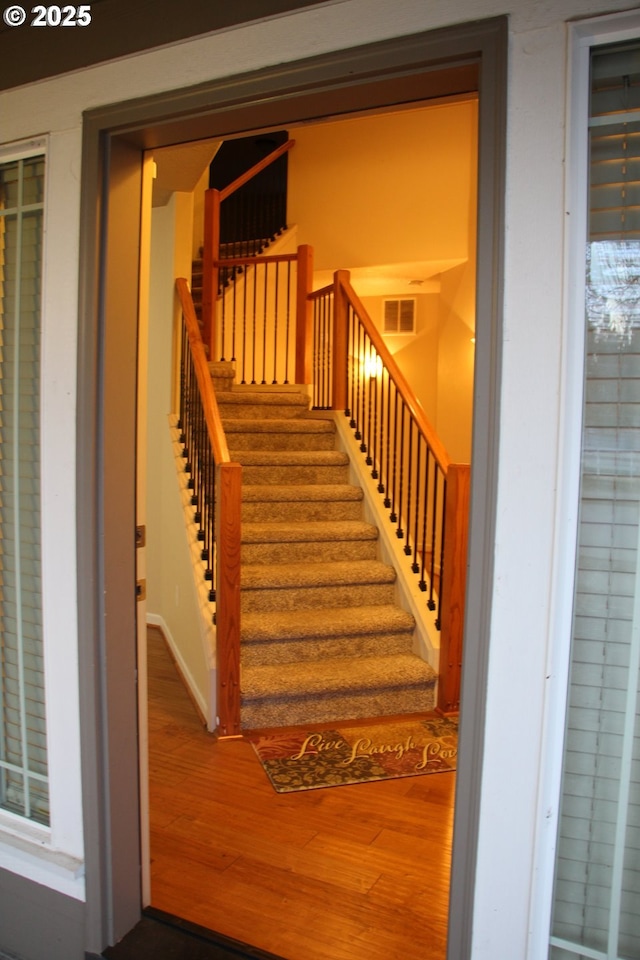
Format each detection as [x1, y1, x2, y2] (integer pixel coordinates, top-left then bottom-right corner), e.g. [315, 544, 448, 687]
[213, 366, 437, 730]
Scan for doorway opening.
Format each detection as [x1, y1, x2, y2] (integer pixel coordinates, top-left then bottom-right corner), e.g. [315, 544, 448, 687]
[77, 19, 506, 958]
[143, 97, 476, 958]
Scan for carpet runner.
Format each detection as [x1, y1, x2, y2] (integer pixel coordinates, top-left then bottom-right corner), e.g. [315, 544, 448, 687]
[213, 371, 437, 730]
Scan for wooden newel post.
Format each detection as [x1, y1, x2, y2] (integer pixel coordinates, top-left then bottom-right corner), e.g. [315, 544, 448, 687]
[295, 244, 313, 385]
[332, 270, 350, 412]
[203, 188, 221, 359]
[216, 461, 242, 738]
[437, 463, 471, 715]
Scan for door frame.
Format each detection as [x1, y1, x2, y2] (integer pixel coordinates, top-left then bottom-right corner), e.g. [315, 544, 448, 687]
[76, 17, 506, 956]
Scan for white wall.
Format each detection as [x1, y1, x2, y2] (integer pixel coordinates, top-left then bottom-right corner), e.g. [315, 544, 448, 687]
[146, 195, 214, 724]
[0, 1, 636, 956]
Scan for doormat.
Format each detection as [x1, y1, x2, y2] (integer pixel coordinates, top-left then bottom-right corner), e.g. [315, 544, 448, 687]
[247, 715, 457, 793]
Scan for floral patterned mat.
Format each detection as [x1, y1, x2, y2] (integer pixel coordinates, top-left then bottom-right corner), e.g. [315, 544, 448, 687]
[247, 715, 458, 793]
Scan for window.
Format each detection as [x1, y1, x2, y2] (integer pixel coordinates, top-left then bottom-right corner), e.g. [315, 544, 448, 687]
[549, 40, 640, 960]
[0, 152, 48, 826]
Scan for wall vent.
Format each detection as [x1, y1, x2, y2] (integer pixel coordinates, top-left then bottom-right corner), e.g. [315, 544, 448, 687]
[383, 298, 416, 334]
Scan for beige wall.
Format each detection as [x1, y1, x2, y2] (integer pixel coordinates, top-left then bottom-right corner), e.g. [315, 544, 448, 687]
[146, 194, 212, 720]
[289, 99, 477, 461]
[288, 99, 476, 270]
[360, 290, 440, 427]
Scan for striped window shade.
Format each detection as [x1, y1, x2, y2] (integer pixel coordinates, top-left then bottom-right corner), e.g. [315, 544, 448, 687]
[549, 43, 640, 959]
[0, 154, 48, 826]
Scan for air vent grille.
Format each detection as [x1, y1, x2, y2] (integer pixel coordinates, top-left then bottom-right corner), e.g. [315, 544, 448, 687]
[383, 298, 416, 334]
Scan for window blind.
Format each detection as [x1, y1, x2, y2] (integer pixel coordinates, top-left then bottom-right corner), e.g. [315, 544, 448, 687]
[0, 154, 48, 826]
[550, 43, 640, 960]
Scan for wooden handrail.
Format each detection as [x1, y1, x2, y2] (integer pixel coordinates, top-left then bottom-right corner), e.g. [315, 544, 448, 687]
[176, 278, 230, 464]
[336, 274, 452, 474]
[213, 252, 297, 268]
[219, 139, 295, 202]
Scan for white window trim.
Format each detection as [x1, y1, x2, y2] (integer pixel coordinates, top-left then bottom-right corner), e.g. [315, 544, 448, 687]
[527, 11, 640, 959]
[0, 134, 85, 901]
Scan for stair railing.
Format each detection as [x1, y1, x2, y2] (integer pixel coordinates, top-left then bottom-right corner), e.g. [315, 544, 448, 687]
[210, 244, 313, 387]
[176, 278, 242, 738]
[202, 139, 295, 356]
[310, 271, 470, 714]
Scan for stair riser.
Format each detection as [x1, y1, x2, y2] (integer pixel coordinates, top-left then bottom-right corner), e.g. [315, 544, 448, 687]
[241, 631, 414, 666]
[228, 432, 337, 451]
[242, 500, 364, 522]
[241, 539, 377, 565]
[217, 403, 311, 419]
[240, 464, 350, 485]
[241, 581, 396, 613]
[241, 682, 436, 729]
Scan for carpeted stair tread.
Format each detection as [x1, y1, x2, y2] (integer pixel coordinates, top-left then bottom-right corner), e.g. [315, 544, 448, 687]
[242, 520, 377, 545]
[237, 449, 350, 485]
[241, 603, 414, 642]
[218, 390, 309, 420]
[242, 483, 362, 503]
[223, 417, 334, 434]
[242, 653, 436, 700]
[242, 559, 395, 591]
[217, 390, 308, 404]
[234, 450, 349, 467]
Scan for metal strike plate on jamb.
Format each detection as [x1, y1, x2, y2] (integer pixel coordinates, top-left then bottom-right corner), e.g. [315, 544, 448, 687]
[136, 580, 146, 601]
[135, 525, 146, 548]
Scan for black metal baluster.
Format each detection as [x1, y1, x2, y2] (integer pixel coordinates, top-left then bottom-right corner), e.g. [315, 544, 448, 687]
[375, 366, 385, 492]
[347, 304, 355, 425]
[403, 419, 413, 556]
[251, 262, 257, 384]
[428, 469, 439, 613]
[284, 260, 291, 384]
[383, 375, 392, 507]
[419, 449, 431, 592]
[395, 402, 405, 540]
[324, 296, 331, 408]
[412, 434, 422, 573]
[207, 451, 215, 601]
[231, 265, 237, 364]
[272, 261, 279, 384]
[219, 267, 226, 362]
[371, 349, 379, 479]
[261, 261, 268, 384]
[318, 295, 324, 408]
[178, 320, 186, 437]
[240, 258, 248, 384]
[363, 336, 371, 459]
[185, 353, 195, 478]
[435, 477, 447, 630]
[354, 321, 363, 441]
[389, 387, 399, 523]
[312, 299, 319, 407]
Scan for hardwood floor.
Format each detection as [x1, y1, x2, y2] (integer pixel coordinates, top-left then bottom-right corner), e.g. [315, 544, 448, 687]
[148, 627, 454, 960]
